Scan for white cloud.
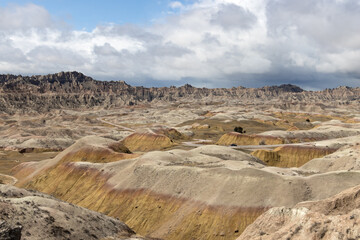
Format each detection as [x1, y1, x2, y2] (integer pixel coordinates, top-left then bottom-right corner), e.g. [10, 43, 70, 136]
[210, 3, 257, 30]
[169, 1, 183, 9]
[316, 50, 360, 74]
[0, 3, 53, 30]
[0, 0, 359, 88]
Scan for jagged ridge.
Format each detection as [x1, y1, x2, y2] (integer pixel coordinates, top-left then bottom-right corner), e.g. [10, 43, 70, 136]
[0, 72, 359, 113]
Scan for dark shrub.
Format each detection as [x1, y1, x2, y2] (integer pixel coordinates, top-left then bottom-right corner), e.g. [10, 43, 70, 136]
[234, 126, 244, 133]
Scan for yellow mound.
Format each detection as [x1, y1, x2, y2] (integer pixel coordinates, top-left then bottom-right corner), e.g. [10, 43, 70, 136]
[108, 142, 132, 153]
[153, 128, 185, 141]
[217, 132, 285, 146]
[11, 137, 138, 185]
[191, 123, 210, 129]
[14, 136, 358, 240]
[59, 146, 137, 164]
[252, 145, 337, 167]
[122, 132, 174, 152]
[287, 126, 300, 131]
[21, 163, 265, 240]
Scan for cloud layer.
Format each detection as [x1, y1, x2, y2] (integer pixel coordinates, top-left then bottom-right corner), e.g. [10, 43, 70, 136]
[0, 0, 359, 89]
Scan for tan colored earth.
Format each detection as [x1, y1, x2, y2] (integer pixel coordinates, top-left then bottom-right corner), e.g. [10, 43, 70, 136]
[0, 184, 150, 240]
[237, 184, 360, 240]
[0, 72, 360, 239]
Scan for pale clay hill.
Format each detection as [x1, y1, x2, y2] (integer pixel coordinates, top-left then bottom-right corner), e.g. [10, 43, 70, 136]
[1, 105, 360, 152]
[10, 134, 360, 240]
[237, 184, 360, 240]
[1, 72, 360, 240]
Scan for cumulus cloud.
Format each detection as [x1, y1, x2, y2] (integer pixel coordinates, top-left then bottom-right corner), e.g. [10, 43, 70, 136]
[0, 3, 53, 30]
[0, 37, 27, 62]
[0, 1, 359, 89]
[211, 4, 257, 30]
[169, 1, 183, 9]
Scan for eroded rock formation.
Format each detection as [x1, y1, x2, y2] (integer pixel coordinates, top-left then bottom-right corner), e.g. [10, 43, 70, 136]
[0, 184, 147, 240]
[251, 145, 337, 167]
[237, 184, 360, 240]
[12, 136, 360, 240]
[1, 72, 359, 114]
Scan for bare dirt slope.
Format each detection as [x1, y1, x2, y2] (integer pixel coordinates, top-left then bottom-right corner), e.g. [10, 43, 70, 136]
[1, 72, 360, 240]
[237, 184, 360, 240]
[12, 135, 360, 240]
[301, 143, 360, 173]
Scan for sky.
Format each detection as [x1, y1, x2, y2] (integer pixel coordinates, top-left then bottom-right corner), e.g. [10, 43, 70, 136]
[0, 0, 359, 89]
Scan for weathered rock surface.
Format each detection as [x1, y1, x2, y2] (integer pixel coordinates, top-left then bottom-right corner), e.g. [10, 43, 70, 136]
[237, 184, 360, 240]
[217, 132, 285, 145]
[301, 143, 360, 173]
[11, 136, 360, 240]
[252, 145, 337, 167]
[1, 71, 360, 240]
[0, 72, 359, 113]
[0, 184, 148, 240]
[122, 127, 185, 152]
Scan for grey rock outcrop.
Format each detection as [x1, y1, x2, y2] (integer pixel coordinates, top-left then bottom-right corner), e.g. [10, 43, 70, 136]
[0, 71, 359, 113]
[0, 184, 147, 240]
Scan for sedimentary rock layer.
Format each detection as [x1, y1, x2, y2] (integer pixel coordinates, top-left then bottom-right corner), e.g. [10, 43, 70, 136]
[1, 71, 359, 113]
[217, 132, 285, 146]
[12, 136, 360, 240]
[122, 132, 174, 152]
[252, 145, 337, 167]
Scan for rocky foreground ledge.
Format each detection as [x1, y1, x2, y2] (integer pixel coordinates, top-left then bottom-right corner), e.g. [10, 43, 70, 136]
[0, 184, 150, 240]
[238, 184, 360, 240]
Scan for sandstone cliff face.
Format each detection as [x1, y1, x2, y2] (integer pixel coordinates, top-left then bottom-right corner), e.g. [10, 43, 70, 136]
[0, 72, 359, 113]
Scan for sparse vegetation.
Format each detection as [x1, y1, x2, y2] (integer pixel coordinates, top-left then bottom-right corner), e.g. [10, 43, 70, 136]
[259, 139, 266, 145]
[234, 126, 245, 133]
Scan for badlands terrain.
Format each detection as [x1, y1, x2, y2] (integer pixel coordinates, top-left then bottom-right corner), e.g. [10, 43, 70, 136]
[0, 72, 360, 239]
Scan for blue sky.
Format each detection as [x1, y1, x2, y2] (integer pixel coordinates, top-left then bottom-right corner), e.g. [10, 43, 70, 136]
[0, 0, 359, 89]
[0, 0, 191, 30]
